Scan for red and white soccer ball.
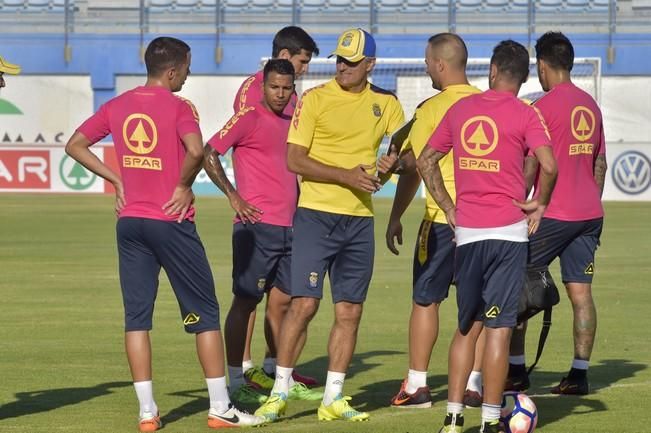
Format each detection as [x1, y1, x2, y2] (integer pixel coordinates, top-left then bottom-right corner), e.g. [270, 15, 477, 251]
[500, 392, 538, 433]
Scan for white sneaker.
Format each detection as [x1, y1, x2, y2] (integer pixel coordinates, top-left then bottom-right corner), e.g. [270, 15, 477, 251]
[208, 404, 266, 428]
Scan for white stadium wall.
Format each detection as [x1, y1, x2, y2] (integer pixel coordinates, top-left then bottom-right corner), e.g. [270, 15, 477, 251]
[1, 75, 650, 199]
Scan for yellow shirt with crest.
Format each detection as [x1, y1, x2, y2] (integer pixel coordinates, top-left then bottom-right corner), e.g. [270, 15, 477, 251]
[406, 84, 481, 223]
[288, 79, 405, 216]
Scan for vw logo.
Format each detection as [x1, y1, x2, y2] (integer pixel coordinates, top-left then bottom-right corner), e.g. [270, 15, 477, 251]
[612, 151, 651, 195]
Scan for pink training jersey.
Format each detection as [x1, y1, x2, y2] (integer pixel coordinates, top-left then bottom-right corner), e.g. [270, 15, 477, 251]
[428, 89, 551, 229]
[534, 82, 605, 221]
[207, 101, 297, 227]
[77, 86, 201, 222]
[233, 70, 297, 117]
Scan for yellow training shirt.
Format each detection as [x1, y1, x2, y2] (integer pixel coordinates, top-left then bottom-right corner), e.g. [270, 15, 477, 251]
[289, 79, 405, 216]
[406, 84, 481, 223]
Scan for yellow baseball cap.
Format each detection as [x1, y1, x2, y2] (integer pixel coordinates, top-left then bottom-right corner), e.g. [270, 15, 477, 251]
[0, 55, 21, 75]
[329, 28, 376, 63]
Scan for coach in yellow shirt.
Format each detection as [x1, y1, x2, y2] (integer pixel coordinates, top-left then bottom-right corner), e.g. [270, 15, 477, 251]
[254, 28, 405, 423]
[382, 34, 483, 410]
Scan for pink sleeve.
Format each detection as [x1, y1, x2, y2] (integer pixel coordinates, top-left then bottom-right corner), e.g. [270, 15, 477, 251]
[524, 106, 552, 153]
[207, 107, 254, 155]
[233, 75, 260, 112]
[176, 99, 201, 138]
[76, 103, 110, 143]
[427, 110, 453, 154]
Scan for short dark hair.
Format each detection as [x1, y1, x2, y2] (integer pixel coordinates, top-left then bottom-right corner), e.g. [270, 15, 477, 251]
[263, 58, 295, 82]
[428, 33, 468, 69]
[144, 37, 191, 77]
[491, 40, 530, 85]
[535, 31, 574, 72]
[272, 26, 320, 57]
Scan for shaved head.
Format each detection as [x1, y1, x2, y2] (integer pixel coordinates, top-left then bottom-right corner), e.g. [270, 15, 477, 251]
[428, 33, 468, 70]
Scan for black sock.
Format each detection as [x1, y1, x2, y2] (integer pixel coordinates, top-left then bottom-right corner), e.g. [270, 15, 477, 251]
[568, 367, 587, 380]
[509, 363, 527, 376]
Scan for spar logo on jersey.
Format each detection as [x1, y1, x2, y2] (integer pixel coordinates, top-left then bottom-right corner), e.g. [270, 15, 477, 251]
[612, 151, 651, 195]
[122, 113, 161, 171]
[459, 115, 500, 173]
[569, 106, 596, 156]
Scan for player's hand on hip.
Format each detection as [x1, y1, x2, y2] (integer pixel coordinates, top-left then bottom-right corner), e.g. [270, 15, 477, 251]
[344, 164, 381, 193]
[385, 217, 403, 255]
[444, 207, 457, 231]
[113, 180, 126, 216]
[163, 186, 195, 223]
[229, 192, 263, 225]
[513, 199, 547, 235]
[377, 145, 399, 175]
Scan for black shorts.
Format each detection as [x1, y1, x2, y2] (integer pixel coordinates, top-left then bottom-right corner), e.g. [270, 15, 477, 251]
[232, 222, 292, 301]
[412, 220, 455, 305]
[117, 217, 220, 333]
[455, 240, 527, 334]
[291, 208, 374, 303]
[528, 217, 603, 284]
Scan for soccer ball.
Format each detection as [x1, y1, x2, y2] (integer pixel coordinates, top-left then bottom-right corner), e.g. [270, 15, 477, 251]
[500, 392, 538, 433]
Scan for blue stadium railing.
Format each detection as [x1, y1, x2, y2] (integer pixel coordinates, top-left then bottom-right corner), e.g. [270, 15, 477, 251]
[0, 0, 631, 65]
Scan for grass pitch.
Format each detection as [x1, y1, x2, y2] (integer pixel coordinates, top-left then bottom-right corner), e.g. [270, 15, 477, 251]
[1, 194, 649, 433]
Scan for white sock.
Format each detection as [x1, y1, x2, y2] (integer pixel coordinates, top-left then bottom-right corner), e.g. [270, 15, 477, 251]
[572, 359, 590, 370]
[509, 355, 526, 365]
[466, 370, 482, 393]
[263, 357, 276, 375]
[206, 377, 231, 414]
[323, 371, 346, 406]
[272, 365, 293, 396]
[242, 359, 254, 373]
[447, 401, 464, 416]
[227, 365, 245, 390]
[134, 380, 158, 417]
[288, 374, 297, 388]
[481, 403, 501, 424]
[406, 369, 427, 394]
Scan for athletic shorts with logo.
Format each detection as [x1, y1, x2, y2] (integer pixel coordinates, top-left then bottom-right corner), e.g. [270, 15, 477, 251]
[455, 239, 527, 334]
[412, 220, 455, 305]
[528, 217, 603, 284]
[291, 208, 374, 303]
[117, 217, 220, 333]
[232, 221, 292, 300]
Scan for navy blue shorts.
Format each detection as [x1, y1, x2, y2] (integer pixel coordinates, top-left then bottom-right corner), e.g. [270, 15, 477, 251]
[232, 222, 292, 300]
[291, 208, 374, 303]
[412, 220, 455, 305]
[117, 217, 220, 333]
[529, 217, 603, 284]
[455, 240, 527, 334]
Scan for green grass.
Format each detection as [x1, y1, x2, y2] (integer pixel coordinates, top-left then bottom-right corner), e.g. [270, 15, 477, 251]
[1, 194, 649, 433]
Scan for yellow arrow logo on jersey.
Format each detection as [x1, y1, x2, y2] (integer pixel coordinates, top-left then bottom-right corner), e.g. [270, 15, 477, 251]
[461, 116, 499, 157]
[123, 113, 158, 155]
[571, 106, 596, 142]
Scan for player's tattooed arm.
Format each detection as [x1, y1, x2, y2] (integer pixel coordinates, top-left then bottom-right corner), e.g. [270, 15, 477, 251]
[203, 144, 263, 224]
[524, 156, 539, 196]
[203, 144, 236, 196]
[594, 154, 607, 197]
[416, 146, 455, 227]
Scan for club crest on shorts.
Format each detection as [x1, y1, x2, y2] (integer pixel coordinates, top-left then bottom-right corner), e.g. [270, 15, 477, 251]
[309, 272, 319, 288]
[257, 278, 266, 291]
[183, 312, 201, 325]
[485, 306, 501, 319]
[372, 103, 382, 117]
